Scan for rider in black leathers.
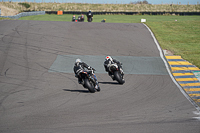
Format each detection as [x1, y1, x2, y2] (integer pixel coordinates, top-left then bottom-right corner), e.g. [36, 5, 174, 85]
[104, 56, 124, 79]
[72, 15, 76, 22]
[74, 58, 99, 88]
[86, 10, 93, 22]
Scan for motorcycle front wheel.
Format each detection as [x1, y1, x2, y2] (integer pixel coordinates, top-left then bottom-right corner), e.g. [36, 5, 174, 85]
[84, 78, 95, 93]
[114, 71, 125, 84]
[88, 18, 92, 22]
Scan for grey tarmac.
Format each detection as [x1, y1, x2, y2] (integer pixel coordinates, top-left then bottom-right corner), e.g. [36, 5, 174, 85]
[0, 20, 199, 133]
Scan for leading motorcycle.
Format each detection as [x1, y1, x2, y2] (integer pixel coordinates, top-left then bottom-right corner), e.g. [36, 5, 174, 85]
[78, 69, 100, 93]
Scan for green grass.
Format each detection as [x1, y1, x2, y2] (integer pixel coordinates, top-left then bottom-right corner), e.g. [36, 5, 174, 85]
[19, 14, 200, 68]
[0, 17, 11, 20]
[146, 17, 200, 68]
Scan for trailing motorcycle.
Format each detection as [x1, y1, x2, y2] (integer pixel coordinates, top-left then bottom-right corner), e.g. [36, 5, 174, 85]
[78, 69, 100, 93]
[109, 64, 125, 84]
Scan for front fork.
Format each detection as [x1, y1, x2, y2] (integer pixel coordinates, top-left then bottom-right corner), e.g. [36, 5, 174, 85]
[90, 75, 98, 86]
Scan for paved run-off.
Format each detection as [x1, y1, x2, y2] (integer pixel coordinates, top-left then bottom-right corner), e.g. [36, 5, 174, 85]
[49, 55, 168, 75]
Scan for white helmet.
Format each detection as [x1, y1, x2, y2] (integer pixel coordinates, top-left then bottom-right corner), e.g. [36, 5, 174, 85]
[75, 58, 81, 63]
[105, 56, 113, 61]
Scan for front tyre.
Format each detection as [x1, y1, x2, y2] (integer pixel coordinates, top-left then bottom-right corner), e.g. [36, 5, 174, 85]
[114, 71, 125, 84]
[84, 78, 95, 93]
[88, 17, 92, 22]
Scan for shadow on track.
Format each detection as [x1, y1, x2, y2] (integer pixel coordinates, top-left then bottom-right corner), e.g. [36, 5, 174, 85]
[63, 89, 89, 93]
[98, 82, 119, 85]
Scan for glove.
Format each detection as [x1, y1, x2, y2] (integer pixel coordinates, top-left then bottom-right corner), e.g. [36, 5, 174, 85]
[88, 66, 96, 71]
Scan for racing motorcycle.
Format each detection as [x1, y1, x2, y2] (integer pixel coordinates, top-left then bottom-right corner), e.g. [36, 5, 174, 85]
[72, 15, 76, 22]
[109, 64, 125, 84]
[87, 12, 93, 22]
[78, 16, 84, 22]
[78, 69, 100, 93]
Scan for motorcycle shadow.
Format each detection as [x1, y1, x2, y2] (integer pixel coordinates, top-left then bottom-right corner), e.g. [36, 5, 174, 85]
[98, 82, 119, 85]
[63, 89, 90, 93]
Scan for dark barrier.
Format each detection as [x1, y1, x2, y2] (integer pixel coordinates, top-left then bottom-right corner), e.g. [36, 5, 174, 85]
[45, 11, 200, 16]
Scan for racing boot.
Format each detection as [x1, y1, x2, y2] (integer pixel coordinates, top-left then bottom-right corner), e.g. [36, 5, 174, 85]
[78, 78, 84, 85]
[95, 81, 100, 92]
[108, 72, 115, 80]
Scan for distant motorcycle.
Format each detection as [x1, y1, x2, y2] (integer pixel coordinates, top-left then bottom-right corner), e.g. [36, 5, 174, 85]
[87, 12, 93, 22]
[109, 64, 125, 84]
[78, 69, 100, 93]
[77, 16, 80, 21]
[72, 15, 76, 22]
[77, 14, 84, 22]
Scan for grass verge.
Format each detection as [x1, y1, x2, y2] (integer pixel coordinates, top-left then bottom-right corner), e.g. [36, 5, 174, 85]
[18, 14, 200, 68]
[0, 17, 11, 20]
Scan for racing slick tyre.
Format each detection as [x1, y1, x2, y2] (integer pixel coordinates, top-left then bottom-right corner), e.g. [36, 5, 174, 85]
[84, 78, 95, 93]
[114, 71, 125, 84]
[88, 17, 92, 22]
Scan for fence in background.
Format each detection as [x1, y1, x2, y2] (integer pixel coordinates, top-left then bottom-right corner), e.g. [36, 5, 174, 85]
[46, 11, 200, 15]
[0, 10, 199, 19]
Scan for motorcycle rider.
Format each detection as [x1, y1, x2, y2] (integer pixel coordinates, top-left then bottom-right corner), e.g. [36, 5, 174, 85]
[72, 15, 76, 21]
[81, 14, 84, 21]
[74, 58, 99, 90]
[86, 10, 93, 21]
[104, 56, 124, 80]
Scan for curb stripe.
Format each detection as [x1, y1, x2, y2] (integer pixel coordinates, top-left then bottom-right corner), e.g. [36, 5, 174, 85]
[173, 70, 193, 73]
[185, 88, 200, 92]
[167, 59, 185, 61]
[180, 83, 200, 86]
[165, 55, 200, 107]
[189, 94, 200, 99]
[179, 81, 200, 84]
[165, 56, 182, 59]
[173, 73, 194, 76]
[187, 91, 200, 94]
[176, 78, 198, 81]
[171, 67, 200, 71]
[183, 86, 200, 88]
[194, 99, 200, 102]
[175, 75, 196, 78]
[171, 65, 196, 67]
[168, 62, 193, 65]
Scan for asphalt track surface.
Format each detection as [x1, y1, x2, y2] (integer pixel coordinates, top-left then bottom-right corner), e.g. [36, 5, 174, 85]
[0, 20, 200, 133]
